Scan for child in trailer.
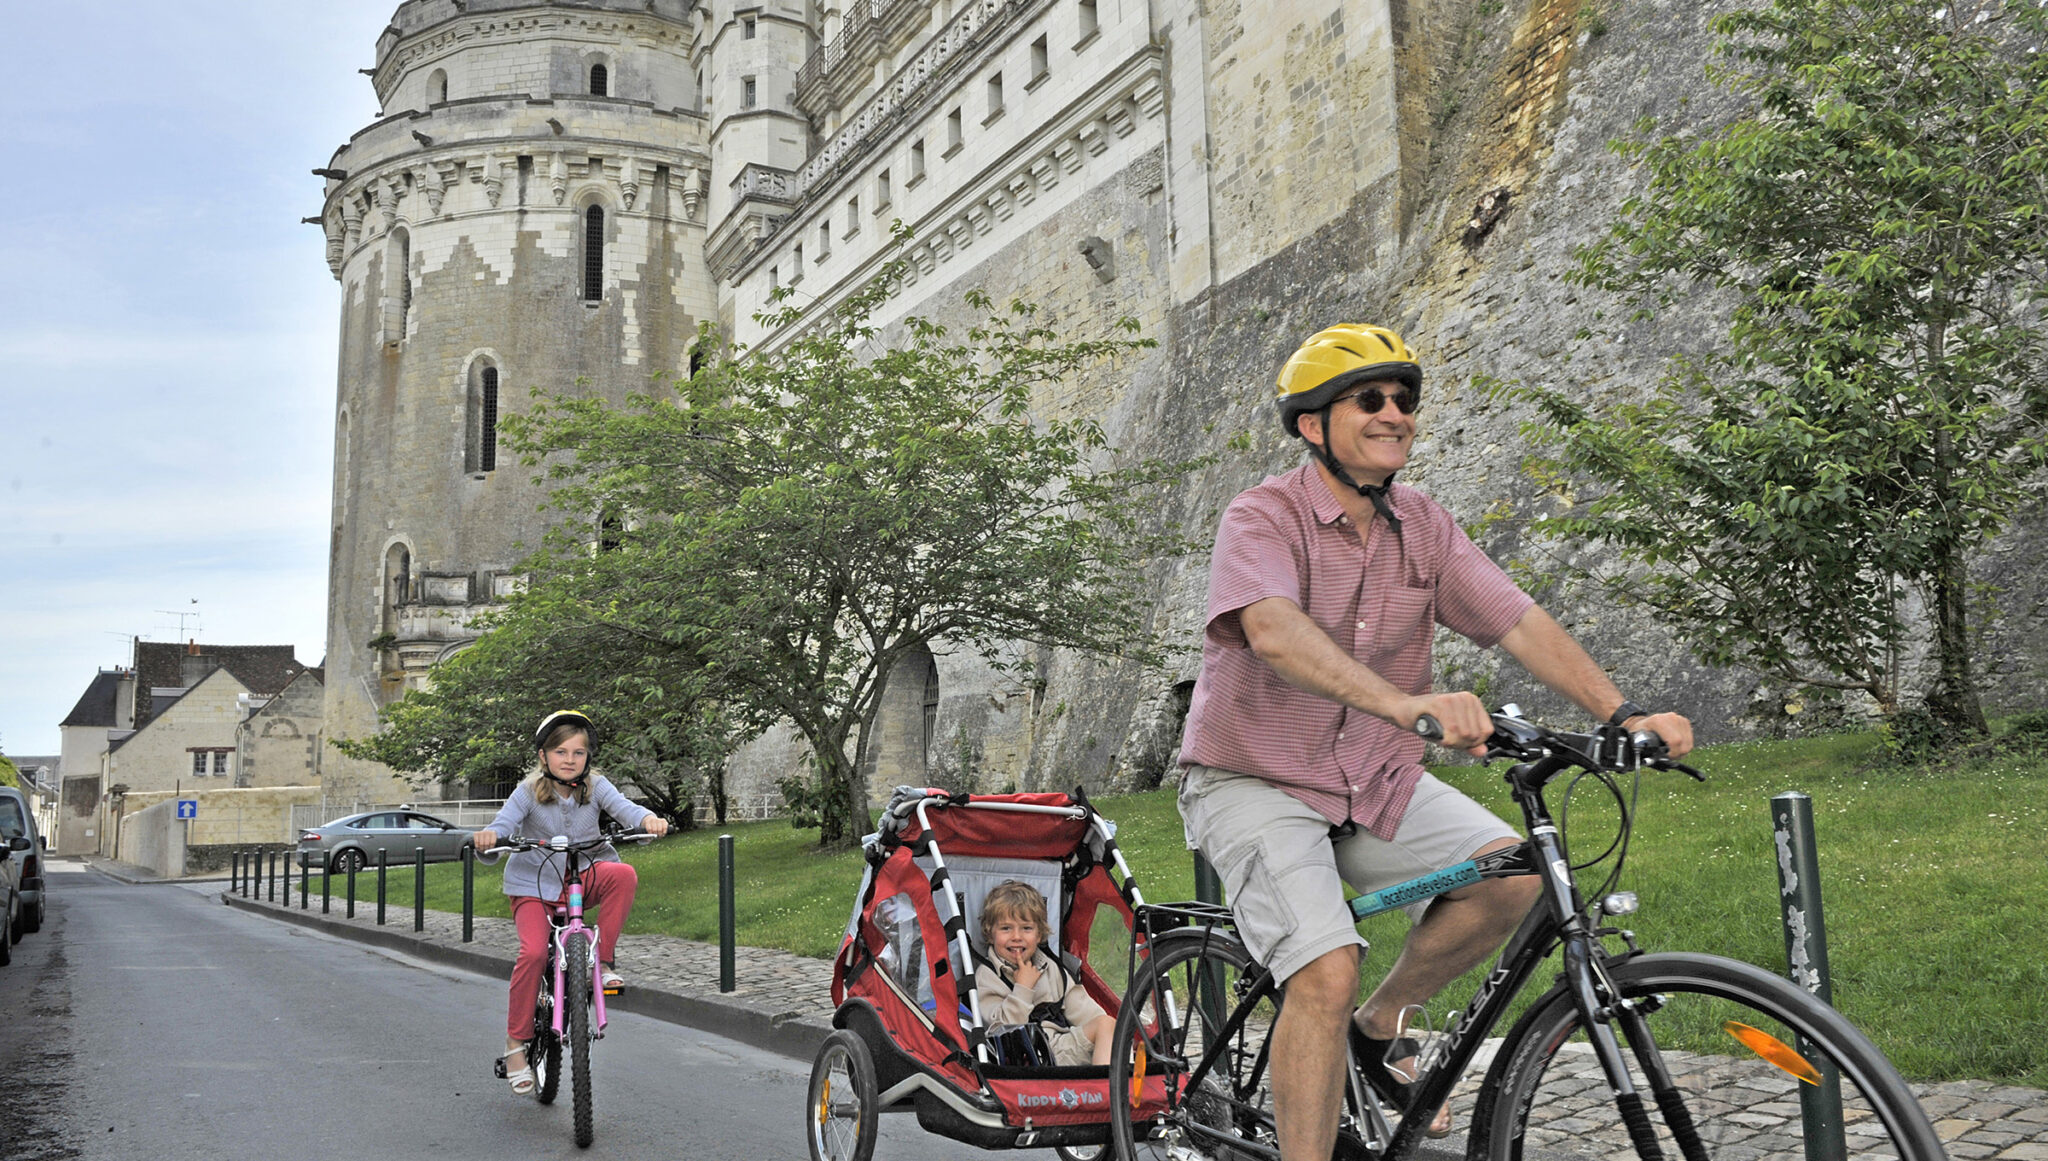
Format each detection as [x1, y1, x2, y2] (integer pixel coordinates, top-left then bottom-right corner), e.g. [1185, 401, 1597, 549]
[973, 880, 1115, 1067]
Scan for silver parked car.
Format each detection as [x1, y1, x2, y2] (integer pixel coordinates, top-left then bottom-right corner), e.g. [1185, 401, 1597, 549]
[297, 810, 475, 874]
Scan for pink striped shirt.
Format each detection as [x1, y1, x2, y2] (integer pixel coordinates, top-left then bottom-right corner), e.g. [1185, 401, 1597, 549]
[1178, 463, 1534, 839]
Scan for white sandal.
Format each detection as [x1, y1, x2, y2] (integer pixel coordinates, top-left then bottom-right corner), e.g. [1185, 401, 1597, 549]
[499, 1047, 535, 1094]
[600, 964, 625, 992]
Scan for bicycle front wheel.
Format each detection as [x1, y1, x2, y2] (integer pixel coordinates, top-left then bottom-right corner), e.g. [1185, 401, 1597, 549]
[1109, 928, 1289, 1161]
[565, 932, 595, 1147]
[1475, 952, 1943, 1161]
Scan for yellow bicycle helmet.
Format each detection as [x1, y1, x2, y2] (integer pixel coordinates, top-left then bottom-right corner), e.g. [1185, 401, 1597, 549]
[1274, 324, 1423, 438]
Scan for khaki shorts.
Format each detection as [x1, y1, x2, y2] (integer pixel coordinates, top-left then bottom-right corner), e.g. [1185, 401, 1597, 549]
[1178, 765, 1518, 985]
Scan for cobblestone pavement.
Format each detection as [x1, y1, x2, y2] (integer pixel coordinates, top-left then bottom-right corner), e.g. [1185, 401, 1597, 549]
[93, 858, 2048, 1159]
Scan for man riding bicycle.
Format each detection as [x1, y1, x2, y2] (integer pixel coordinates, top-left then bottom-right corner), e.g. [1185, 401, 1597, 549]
[1176, 324, 1694, 1158]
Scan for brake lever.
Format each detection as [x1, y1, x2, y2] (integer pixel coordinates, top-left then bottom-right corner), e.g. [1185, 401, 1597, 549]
[1666, 760, 1706, 782]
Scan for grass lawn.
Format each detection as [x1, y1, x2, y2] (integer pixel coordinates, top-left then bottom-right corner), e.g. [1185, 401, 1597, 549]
[305, 727, 2048, 1088]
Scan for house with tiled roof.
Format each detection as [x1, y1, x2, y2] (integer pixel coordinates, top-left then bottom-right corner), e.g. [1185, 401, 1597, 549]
[56, 641, 321, 856]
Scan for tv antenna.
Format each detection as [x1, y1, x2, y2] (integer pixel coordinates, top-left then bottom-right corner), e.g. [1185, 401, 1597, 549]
[156, 600, 203, 640]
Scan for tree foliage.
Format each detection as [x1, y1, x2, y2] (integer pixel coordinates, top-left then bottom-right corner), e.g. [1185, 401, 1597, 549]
[486, 247, 1203, 847]
[333, 595, 749, 825]
[1507, 0, 2048, 728]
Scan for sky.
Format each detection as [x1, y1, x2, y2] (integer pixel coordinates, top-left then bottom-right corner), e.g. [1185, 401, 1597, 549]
[0, 1, 399, 757]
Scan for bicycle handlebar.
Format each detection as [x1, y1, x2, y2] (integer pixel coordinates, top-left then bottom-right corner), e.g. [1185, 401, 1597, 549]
[482, 830, 662, 858]
[1415, 707, 1703, 780]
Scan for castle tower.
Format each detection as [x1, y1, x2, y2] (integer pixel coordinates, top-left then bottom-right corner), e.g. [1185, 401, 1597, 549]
[314, 0, 715, 799]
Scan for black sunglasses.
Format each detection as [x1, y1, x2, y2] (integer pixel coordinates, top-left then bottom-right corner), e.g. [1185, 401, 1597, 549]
[1337, 385, 1420, 416]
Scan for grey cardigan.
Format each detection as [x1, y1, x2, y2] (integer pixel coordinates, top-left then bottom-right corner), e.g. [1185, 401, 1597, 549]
[484, 775, 653, 899]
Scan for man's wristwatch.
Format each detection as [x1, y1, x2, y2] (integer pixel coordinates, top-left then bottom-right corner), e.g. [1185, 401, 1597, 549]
[1607, 700, 1650, 727]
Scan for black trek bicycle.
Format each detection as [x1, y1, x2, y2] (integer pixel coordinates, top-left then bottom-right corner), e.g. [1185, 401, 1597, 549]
[1107, 706, 1945, 1161]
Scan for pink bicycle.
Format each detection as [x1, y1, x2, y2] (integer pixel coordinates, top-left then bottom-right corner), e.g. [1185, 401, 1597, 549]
[487, 830, 656, 1147]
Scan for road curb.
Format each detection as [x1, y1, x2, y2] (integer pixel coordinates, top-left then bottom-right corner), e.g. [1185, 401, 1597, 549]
[219, 892, 835, 1062]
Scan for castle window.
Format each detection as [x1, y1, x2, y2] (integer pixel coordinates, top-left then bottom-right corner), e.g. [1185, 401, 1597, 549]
[385, 227, 412, 344]
[909, 139, 926, 182]
[985, 73, 1004, 121]
[791, 242, 803, 283]
[468, 361, 500, 474]
[590, 62, 609, 96]
[598, 510, 624, 552]
[583, 205, 605, 301]
[742, 76, 757, 108]
[769, 265, 779, 289]
[213, 751, 230, 775]
[743, 16, 757, 38]
[428, 68, 449, 104]
[1078, 0, 1098, 42]
[1030, 35, 1049, 85]
[875, 169, 891, 209]
[844, 195, 859, 238]
[818, 220, 831, 259]
[192, 752, 207, 776]
[945, 108, 963, 156]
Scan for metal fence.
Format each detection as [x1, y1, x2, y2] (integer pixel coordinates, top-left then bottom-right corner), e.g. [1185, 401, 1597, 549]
[291, 795, 791, 835]
[288, 798, 511, 835]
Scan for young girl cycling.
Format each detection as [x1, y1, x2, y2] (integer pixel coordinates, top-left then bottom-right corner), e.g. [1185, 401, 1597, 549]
[473, 709, 670, 1094]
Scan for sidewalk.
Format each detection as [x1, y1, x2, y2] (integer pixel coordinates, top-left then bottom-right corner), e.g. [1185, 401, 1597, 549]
[97, 858, 2048, 1159]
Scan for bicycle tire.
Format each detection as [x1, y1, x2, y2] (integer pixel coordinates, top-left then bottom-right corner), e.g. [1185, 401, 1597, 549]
[805, 1028, 878, 1161]
[1110, 928, 1339, 1161]
[1474, 951, 1944, 1161]
[533, 960, 563, 1105]
[566, 931, 595, 1147]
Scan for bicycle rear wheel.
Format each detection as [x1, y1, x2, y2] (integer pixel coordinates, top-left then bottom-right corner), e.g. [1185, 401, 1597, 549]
[1108, 928, 1294, 1161]
[1475, 952, 1943, 1161]
[532, 959, 563, 1105]
[565, 931, 595, 1147]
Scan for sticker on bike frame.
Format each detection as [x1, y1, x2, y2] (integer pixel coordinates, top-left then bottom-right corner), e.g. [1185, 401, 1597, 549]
[1348, 860, 1482, 919]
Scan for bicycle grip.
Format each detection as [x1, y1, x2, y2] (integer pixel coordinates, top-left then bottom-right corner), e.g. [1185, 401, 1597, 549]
[1414, 714, 1444, 741]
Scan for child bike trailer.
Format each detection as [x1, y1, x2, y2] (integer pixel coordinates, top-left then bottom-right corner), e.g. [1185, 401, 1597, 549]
[805, 786, 1171, 1161]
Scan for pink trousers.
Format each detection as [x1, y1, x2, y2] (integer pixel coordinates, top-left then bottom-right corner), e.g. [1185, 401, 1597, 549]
[506, 859, 639, 1040]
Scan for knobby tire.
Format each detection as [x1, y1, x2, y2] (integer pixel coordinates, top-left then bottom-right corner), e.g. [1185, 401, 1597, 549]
[566, 932, 595, 1147]
[1474, 951, 1943, 1161]
[533, 953, 562, 1105]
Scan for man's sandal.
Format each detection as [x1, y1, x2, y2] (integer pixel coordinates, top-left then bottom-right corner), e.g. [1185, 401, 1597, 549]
[1348, 1023, 1453, 1139]
[494, 1046, 535, 1095]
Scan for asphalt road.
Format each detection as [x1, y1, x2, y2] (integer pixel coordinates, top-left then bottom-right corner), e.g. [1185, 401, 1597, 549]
[0, 860, 969, 1161]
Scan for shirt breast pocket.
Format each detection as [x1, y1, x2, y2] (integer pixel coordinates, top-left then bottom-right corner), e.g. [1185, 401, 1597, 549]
[1370, 585, 1436, 660]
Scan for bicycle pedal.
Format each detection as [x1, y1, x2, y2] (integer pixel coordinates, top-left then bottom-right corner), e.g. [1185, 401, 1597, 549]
[493, 1058, 508, 1079]
[603, 985, 624, 996]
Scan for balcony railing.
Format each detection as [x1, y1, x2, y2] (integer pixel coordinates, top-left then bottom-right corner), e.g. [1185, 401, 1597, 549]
[788, 0, 1037, 210]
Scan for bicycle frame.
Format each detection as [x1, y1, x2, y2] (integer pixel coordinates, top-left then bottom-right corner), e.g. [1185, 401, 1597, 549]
[1131, 718, 1678, 1161]
[541, 847, 610, 1042]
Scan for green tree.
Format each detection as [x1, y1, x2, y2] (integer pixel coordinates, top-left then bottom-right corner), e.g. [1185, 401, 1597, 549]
[502, 250, 1204, 847]
[1508, 0, 2048, 730]
[0, 754, 18, 790]
[335, 598, 748, 825]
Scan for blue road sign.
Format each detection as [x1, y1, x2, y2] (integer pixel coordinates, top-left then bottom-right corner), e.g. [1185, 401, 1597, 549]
[176, 799, 198, 820]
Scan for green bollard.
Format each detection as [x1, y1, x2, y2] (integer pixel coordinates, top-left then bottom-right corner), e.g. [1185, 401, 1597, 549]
[415, 847, 426, 932]
[376, 847, 388, 926]
[1772, 792, 1847, 1161]
[462, 843, 475, 943]
[718, 834, 736, 993]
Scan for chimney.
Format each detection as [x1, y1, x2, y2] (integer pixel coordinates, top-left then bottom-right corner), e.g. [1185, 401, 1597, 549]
[188, 639, 200, 655]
